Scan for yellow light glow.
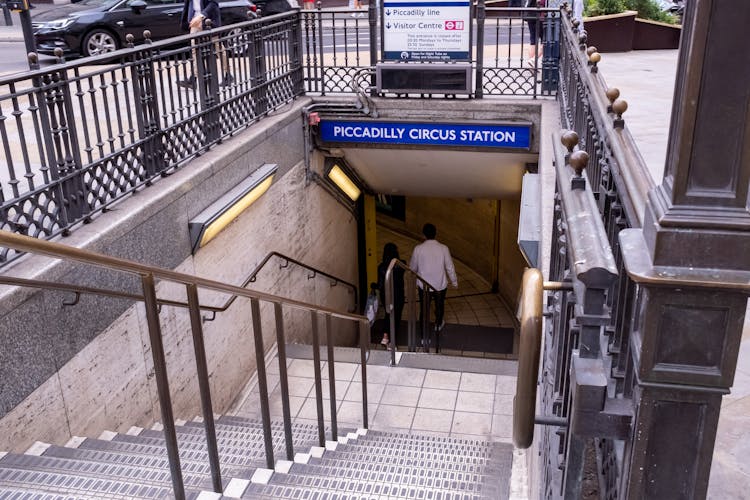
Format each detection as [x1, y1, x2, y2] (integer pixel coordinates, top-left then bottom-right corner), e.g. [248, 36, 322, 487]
[199, 175, 274, 248]
[328, 165, 361, 201]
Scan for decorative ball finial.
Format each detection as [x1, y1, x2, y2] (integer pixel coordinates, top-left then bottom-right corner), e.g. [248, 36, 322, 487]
[605, 87, 620, 113]
[569, 150, 590, 190]
[589, 52, 601, 73]
[561, 130, 579, 154]
[612, 99, 628, 128]
[143, 30, 152, 43]
[205, 19, 213, 29]
[578, 30, 587, 49]
[27, 52, 38, 64]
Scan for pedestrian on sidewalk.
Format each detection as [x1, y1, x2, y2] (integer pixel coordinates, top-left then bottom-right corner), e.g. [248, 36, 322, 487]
[178, 0, 233, 89]
[377, 242, 405, 347]
[409, 223, 457, 335]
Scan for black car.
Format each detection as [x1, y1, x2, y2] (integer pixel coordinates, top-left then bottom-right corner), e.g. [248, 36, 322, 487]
[32, 0, 257, 57]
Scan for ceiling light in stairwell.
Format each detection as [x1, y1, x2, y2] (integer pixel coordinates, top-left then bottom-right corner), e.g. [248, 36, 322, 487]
[327, 163, 361, 201]
[189, 163, 277, 254]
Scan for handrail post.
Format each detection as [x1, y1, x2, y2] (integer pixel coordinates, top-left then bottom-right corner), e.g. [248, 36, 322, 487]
[325, 313, 338, 441]
[474, 0, 485, 98]
[420, 287, 430, 352]
[250, 297, 275, 469]
[185, 283, 222, 493]
[274, 302, 295, 461]
[407, 273, 416, 357]
[140, 274, 185, 500]
[310, 310, 326, 446]
[359, 319, 369, 429]
[368, 0, 378, 94]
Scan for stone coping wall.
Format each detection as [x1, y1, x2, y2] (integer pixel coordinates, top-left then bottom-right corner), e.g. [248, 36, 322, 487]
[0, 99, 360, 451]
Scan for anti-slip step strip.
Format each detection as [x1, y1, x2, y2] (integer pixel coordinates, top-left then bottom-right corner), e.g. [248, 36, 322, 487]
[0, 466, 181, 499]
[286, 462, 497, 496]
[0, 453, 211, 490]
[0, 487, 97, 500]
[41, 445, 252, 481]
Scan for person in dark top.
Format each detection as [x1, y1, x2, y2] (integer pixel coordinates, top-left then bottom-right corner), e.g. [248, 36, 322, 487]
[377, 242, 405, 347]
[178, 0, 233, 89]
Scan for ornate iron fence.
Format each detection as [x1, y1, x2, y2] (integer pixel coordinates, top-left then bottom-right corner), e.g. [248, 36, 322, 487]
[0, 13, 303, 264]
[542, 5, 659, 499]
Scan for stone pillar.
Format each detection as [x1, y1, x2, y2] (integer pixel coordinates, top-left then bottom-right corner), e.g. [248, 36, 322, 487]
[618, 0, 750, 498]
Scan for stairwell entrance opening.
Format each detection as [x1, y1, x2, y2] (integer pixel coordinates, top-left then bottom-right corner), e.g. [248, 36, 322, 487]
[310, 98, 544, 360]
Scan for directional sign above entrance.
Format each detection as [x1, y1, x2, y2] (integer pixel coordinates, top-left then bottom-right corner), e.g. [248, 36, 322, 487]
[382, 0, 471, 62]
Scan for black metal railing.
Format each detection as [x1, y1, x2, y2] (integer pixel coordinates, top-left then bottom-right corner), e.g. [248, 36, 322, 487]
[533, 5, 661, 499]
[0, 12, 303, 265]
[0, 229, 370, 500]
[203, 250, 359, 322]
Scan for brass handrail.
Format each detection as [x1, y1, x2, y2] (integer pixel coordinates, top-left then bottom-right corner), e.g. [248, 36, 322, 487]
[0, 275, 225, 313]
[0, 229, 370, 499]
[0, 231, 364, 322]
[513, 267, 544, 449]
[513, 272, 575, 448]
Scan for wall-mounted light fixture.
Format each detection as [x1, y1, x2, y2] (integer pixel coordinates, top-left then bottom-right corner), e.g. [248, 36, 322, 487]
[189, 163, 277, 253]
[324, 158, 361, 201]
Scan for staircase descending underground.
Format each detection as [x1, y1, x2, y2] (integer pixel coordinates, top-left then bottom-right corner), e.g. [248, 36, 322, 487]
[0, 414, 511, 499]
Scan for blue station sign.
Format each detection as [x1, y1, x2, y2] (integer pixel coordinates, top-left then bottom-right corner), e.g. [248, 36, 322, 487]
[319, 120, 532, 149]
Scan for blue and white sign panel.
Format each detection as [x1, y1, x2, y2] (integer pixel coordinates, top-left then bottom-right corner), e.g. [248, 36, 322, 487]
[319, 120, 532, 149]
[382, 0, 471, 61]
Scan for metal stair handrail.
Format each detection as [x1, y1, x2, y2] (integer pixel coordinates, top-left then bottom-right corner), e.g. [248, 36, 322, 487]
[0, 230, 370, 500]
[207, 251, 359, 320]
[512, 268, 544, 448]
[383, 258, 439, 364]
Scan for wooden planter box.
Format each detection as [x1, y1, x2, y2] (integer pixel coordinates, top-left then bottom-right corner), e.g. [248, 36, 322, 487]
[583, 10, 638, 53]
[633, 18, 681, 50]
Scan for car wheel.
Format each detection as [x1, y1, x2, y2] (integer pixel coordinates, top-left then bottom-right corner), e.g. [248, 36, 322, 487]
[82, 29, 119, 57]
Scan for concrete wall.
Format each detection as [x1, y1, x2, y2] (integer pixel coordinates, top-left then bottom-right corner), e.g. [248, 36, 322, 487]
[0, 99, 361, 452]
[498, 199, 527, 305]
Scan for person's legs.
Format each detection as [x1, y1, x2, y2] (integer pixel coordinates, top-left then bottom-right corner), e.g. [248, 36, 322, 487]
[382, 311, 391, 345]
[526, 18, 539, 63]
[418, 287, 433, 345]
[178, 25, 203, 89]
[433, 288, 447, 330]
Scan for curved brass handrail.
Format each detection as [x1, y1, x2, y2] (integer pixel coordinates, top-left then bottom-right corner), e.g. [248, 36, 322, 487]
[513, 267, 544, 449]
[0, 230, 364, 322]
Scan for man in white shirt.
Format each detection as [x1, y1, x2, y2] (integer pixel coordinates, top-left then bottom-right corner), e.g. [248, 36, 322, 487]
[409, 223, 458, 333]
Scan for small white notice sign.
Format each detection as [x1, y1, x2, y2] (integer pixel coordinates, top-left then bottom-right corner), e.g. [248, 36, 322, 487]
[382, 0, 471, 61]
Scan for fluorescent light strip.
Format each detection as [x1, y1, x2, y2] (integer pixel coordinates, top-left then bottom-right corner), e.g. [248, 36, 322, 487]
[328, 164, 361, 201]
